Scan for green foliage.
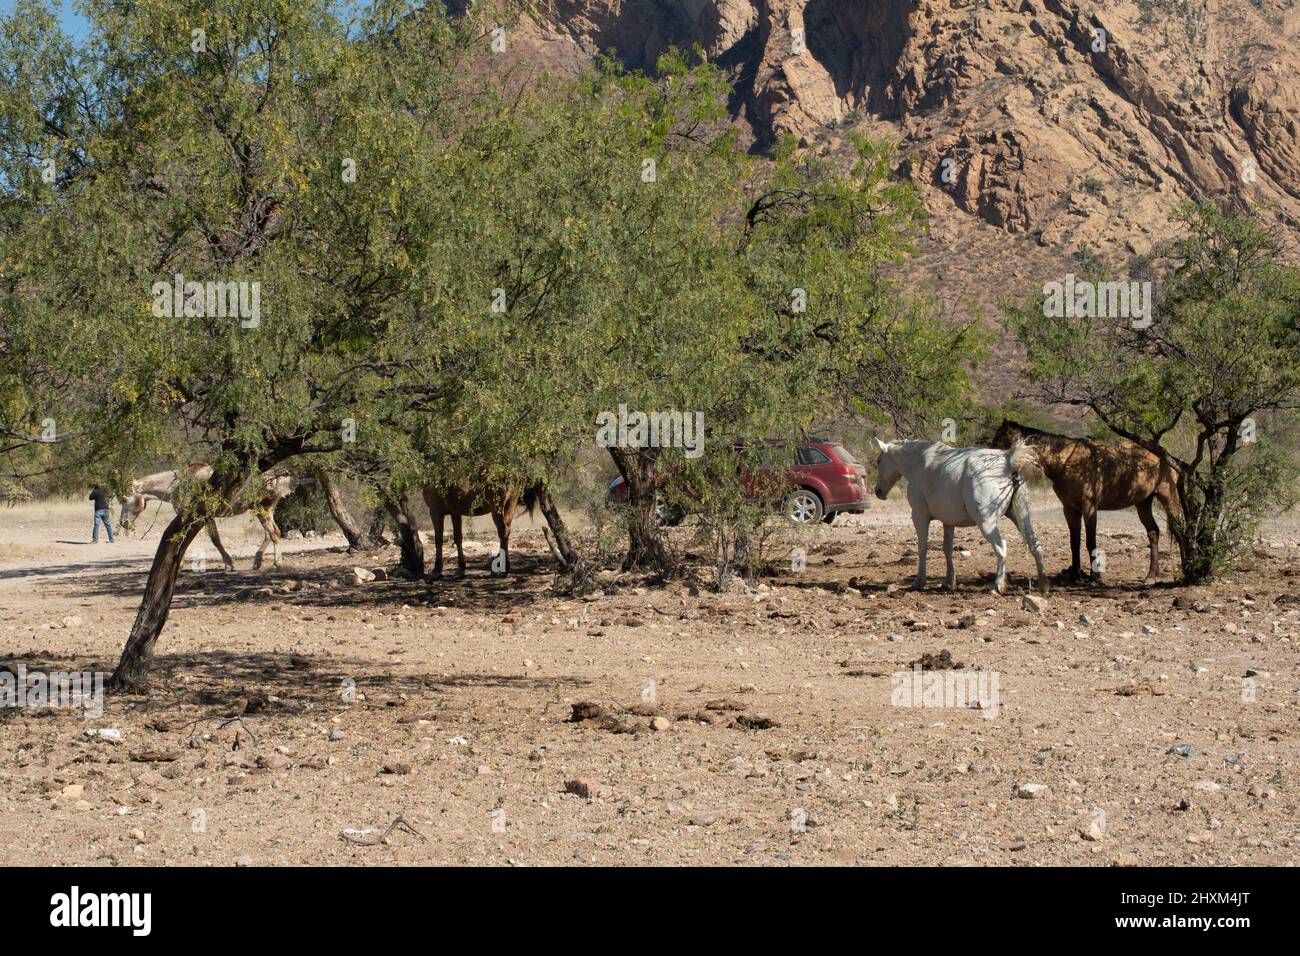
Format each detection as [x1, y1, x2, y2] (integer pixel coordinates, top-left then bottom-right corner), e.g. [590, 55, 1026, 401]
[1, 0, 981, 584]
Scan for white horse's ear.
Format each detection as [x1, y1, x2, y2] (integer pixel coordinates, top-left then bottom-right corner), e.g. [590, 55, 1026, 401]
[874, 437, 889, 453]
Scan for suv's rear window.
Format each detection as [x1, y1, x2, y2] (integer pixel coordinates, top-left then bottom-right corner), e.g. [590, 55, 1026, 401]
[796, 446, 831, 465]
[830, 445, 858, 465]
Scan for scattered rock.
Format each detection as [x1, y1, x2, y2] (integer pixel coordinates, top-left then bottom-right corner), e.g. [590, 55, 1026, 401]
[909, 649, 964, 670]
[564, 778, 607, 800]
[732, 713, 779, 731]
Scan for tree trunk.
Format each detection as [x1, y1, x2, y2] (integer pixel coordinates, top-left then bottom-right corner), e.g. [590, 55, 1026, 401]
[534, 484, 583, 572]
[321, 471, 381, 550]
[384, 493, 424, 575]
[109, 514, 204, 692]
[365, 507, 391, 547]
[609, 447, 670, 574]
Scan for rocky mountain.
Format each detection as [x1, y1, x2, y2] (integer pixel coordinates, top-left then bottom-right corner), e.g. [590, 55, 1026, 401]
[511, 0, 1300, 380]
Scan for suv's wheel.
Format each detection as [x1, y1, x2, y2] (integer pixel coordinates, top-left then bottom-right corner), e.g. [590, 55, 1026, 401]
[784, 488, 823, 524]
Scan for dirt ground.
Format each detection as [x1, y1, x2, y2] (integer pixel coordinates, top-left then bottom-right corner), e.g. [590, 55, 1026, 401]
[0, 493, 1296, 866]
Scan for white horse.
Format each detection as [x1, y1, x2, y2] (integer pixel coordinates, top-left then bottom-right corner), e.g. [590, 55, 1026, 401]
[118, 464, 299, 571]
[873, 439, 1049, 595]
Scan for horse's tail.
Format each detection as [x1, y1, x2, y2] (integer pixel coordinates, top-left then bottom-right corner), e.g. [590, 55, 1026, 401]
[520, 482, 542, 517]
[1006, 440, 1041, 482]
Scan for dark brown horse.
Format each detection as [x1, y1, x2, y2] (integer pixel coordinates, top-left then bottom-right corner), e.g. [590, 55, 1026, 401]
[991, 420, 1184, 584]
[421, 480, 539, 579]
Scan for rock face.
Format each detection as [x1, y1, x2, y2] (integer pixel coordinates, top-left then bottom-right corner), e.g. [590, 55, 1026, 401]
[516, 0, 1300, 263]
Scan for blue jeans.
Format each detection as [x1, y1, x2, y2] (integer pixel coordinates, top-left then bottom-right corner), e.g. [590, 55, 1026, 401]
[92, 508, 115, 543]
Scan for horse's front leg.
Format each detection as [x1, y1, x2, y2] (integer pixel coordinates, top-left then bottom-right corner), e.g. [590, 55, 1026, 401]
[1084, 509, 1103, 586]
[910, 513, 929, 590]
[941, 524, 956, 591]
[1063, 504, 1083, 581]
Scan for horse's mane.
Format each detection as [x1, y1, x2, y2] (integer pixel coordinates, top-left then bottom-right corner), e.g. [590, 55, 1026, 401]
[1001, 419, 1079, 452]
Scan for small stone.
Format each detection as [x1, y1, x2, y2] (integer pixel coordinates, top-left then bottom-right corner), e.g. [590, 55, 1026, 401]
[1080, 811, 1106, 842]
[1141, 624, 1159, 636]
[351, 567, 376, 584]
[1022, 595, 1047, 613]
[60, 784, 84, 799]
[564, 778, 607, 800]
[1016, 783, 1048, 799]
[649, 717, 671, 732]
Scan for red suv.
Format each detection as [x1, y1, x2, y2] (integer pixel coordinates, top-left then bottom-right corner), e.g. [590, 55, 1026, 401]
[605, 439, 870, 525]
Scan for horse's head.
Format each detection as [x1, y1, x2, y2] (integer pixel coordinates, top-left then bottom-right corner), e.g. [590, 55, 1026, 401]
[873, 438, 903, 500]
[119, 492, 146, 533]
[991, 419, 1024, 450]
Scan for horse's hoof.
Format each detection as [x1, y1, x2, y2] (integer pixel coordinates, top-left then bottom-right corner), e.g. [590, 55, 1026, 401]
[909, 582, 926, 592]
[452, 569, 466, 580]
[429, 570, 443, 581]
[939, 582, 955, 593]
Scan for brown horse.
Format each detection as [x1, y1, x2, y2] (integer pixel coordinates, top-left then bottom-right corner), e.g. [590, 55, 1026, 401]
[991, 420, 1183, 584]
[421, 480, 539, 579]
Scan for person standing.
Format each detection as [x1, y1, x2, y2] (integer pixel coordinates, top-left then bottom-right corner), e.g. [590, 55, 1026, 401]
[90, 484, 115, 544]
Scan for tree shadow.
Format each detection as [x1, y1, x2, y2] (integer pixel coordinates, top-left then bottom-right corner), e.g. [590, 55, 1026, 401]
[1, 646, 590, 727]
[47, 551, 556, 616]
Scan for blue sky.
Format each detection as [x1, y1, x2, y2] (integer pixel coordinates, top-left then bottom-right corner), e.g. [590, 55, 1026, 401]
[0, 1, 91, 41]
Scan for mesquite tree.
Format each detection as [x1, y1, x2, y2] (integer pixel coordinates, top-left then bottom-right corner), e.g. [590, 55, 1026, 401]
[1010, 203, 1300, 583]
[0, 0, 508, 688]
